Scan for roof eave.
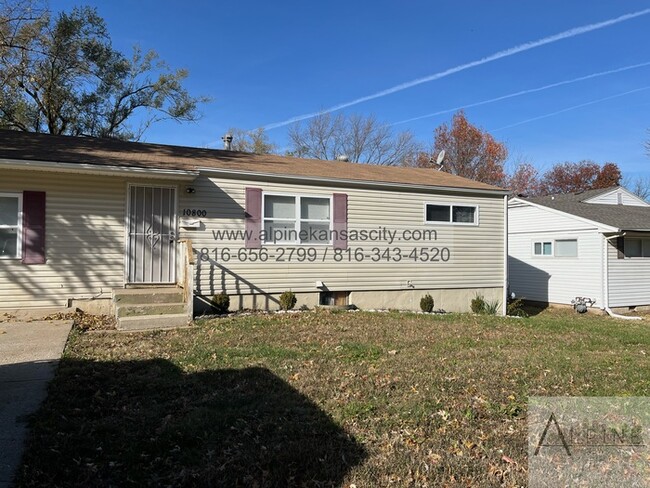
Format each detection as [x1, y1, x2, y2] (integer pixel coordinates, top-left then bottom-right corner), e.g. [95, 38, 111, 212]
[197, 167, 509, 196]
[509, 197, 620, 233]
[0, 157, 199, 180]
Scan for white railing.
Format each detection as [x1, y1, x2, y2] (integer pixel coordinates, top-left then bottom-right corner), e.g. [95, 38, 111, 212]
[177, 238, 195, 320]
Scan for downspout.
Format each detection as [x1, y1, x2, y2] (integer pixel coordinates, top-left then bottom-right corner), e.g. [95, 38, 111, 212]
[602, 233, 642, 320]
[502, 195, 508, 316]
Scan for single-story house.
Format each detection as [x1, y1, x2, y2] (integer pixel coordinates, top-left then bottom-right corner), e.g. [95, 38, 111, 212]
[508, 186, 650, 312]
[0, 130, 508, 325]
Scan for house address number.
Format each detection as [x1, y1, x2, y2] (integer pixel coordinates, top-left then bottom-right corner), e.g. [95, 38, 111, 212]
[182, 208, 207, 217]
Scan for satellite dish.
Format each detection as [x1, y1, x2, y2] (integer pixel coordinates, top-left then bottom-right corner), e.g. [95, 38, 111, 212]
[436, 150, 445, 165]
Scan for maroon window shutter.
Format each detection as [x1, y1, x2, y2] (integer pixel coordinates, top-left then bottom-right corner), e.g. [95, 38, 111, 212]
[332, 193, 348, 250]
[22, 191, 46, 264]
[245, 187, 262, 249]
[616, 236, 625, 259]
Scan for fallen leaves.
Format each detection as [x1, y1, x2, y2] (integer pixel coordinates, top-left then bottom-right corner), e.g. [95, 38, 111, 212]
[42, 310, 116, 331]
[15, 309, 649, 487]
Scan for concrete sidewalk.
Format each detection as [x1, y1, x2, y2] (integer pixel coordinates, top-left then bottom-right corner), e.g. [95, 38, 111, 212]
[0, 320, 72, 488]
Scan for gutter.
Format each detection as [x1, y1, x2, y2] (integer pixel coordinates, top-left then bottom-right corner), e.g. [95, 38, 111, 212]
[502, 194, 508, 316]
[0, 158, 199, 181]
[602, 233, 643, 321]
[197, 167, 510, 196]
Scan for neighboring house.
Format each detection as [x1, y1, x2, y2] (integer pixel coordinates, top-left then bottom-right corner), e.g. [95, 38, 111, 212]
[0, 130, 508, 322]
[509, 186, 650, 312]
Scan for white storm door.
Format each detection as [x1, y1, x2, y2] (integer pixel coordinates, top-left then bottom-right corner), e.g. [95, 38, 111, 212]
[127, 185, 177, 283]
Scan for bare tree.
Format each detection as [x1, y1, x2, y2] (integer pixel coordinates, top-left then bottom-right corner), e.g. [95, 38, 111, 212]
[0, 0, 45, 50]
[623, 175, 650, 201]
[0, 3, 208, 140]
[288, 113, 421, 165]
[228, 127, 277, 154]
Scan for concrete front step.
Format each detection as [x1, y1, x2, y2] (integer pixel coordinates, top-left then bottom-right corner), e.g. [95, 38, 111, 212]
[117, 303, 186, 318]
[113, 287, 184, 305]
[117, 314, 189, 331]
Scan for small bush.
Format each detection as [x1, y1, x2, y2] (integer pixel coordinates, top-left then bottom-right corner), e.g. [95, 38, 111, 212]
[299, 304, 310, 311]
[211, 292, 230, 314]
[471, 295, 500, 315]
[420, 294, 434, 313]
[483, 300, 501, 316]
[279, 291, 297, 311]
[507, 297, 528, 317]
[471, 295, 486, 314]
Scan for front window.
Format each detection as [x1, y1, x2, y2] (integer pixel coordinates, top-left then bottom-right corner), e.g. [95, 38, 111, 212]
[264, 195, 296, 243]
[0, 193, 21, 259]
[425, 203, 478, 225]
[263, 194, 331, 244]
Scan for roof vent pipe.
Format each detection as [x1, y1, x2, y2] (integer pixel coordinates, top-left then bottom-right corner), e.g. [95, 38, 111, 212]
[222, 133, 233, 151]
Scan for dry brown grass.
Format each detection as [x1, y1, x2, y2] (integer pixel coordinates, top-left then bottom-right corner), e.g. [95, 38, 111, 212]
[16, 309, 649, 487]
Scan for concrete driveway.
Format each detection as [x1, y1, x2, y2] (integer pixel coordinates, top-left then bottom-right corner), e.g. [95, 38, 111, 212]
[0, 320, 72, 488]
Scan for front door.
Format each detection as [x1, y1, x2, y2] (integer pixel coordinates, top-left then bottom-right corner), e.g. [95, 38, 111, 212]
[126, 185, 177, 284]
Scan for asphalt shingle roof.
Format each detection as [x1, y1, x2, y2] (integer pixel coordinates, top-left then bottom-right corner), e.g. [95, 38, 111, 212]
[525, 187, 650, 231]
[0, 130, 505, 192]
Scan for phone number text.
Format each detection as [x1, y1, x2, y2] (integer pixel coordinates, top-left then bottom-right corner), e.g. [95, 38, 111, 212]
[197, 247, 451, 263]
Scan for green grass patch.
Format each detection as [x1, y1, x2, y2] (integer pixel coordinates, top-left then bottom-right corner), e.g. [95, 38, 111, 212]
[335, 341, 383, 362]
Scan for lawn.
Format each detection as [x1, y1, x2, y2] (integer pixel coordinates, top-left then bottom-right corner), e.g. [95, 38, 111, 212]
[15, 309, 649, 487]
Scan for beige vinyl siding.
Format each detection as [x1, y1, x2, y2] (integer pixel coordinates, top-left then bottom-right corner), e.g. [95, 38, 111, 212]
[508, 203, 602, 305]
[0, 169, 170, 308]
[1, 167, 504, 310]
[607, 232, 650, 307]
[180, 175, 505, 299]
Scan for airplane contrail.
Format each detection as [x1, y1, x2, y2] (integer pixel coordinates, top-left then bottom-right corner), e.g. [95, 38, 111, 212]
[390, 61, 650, 125]
[491, 86, 650, 132]
[262, 8, 650, 131]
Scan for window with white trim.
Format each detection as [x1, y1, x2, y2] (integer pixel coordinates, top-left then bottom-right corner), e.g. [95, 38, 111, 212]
[0, 193, 22, 259]
[554, 239, 578, 257]
[533, 239, 578, 257]
[533, 241, 552, 256]
[624, 238, 650, 258]
[263, 194, 331, 244]
[425, 203, 478, 225]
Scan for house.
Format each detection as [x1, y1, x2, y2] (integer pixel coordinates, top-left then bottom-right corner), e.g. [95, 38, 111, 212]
[0, 130, 508, 325]
[508, 186, 650, 312]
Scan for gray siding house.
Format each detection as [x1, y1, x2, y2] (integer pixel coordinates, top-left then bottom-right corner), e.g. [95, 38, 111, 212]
[0, 130, 508, 324]
[509, 186, 650, 312]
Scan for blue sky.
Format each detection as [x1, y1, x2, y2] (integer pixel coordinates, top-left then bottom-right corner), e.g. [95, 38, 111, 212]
[55, 1, 650, 178]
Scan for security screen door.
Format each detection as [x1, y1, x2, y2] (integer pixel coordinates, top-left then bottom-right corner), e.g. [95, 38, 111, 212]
[127, 185, 177, 283]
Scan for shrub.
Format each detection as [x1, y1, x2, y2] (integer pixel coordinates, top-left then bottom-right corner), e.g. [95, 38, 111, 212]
[483, 299, 501, 316]
[471, 295, 486, 314]
[420, 294, 434, 313]
[470, 295, 500, 315]
[279, 291, 297, 311]
[299, 304, 310, 311]
[507, 297, 528, 317]
[211, 292, 230, 314]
